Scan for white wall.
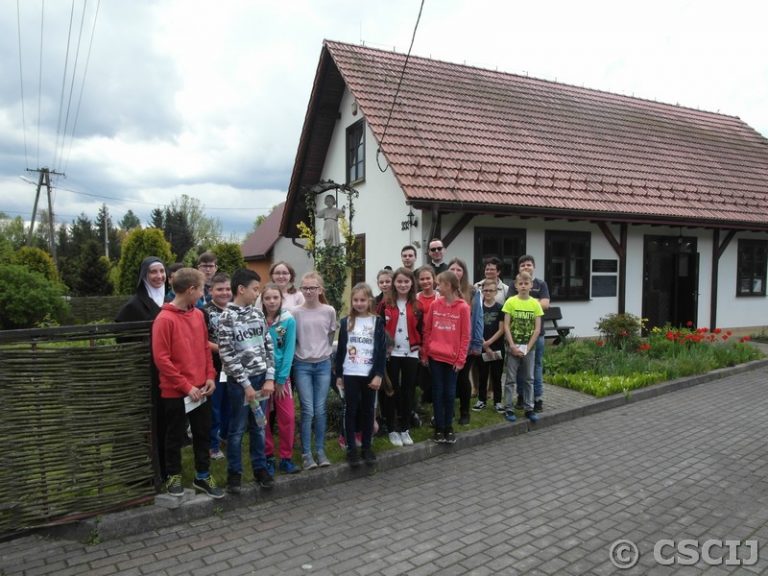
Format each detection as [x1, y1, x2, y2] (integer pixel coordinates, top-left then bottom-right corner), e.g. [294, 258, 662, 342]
[316, 88, 768, 334]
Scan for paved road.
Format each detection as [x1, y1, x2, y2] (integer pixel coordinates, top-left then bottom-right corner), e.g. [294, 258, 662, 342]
[3, 367, 768, 576]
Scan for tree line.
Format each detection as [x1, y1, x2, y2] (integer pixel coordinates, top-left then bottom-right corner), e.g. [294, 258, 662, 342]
[0, 194, 246, 329]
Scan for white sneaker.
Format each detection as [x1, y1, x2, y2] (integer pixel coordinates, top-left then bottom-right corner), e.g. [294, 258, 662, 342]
[400, 430, 413, 446]
[388, 431, 403, 447]
[494, 403, 505, 413]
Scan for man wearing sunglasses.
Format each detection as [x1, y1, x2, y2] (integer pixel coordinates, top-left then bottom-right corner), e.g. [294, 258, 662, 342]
[427, 238, 448, 274]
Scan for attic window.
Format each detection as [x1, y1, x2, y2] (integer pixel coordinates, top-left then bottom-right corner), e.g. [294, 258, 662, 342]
[346, 120, 365, 184]
[737, 239, 767, 296]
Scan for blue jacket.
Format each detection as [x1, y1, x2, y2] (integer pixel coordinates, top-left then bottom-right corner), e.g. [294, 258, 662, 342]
[335, 315, 387, 379]
[469, 289, 484, 353]
[267, 309, 296, 385]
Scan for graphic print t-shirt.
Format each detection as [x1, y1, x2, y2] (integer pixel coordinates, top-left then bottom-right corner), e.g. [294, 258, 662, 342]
[482, 301, 504, 351]
[343, 316, 376, 377]
[501, 296, 543, 345]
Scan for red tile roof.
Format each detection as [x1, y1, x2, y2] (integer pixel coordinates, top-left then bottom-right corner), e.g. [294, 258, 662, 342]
[283, 40, 768, 235]
[242, 202, 284, 260]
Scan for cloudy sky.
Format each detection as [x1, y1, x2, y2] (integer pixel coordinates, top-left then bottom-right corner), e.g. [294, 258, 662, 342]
[1, 0, 767, 239]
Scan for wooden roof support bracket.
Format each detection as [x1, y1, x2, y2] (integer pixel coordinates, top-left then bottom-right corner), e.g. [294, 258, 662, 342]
[597, 222, 627, 314]
[710, 228, 737, 330]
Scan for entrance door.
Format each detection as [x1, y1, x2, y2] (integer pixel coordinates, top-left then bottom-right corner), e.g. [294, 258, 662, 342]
[474, 227, 526, 285]
[642, 235, 699, 330]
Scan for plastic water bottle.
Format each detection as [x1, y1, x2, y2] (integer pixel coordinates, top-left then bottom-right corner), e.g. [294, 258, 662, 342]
[249, 391, 267, 428]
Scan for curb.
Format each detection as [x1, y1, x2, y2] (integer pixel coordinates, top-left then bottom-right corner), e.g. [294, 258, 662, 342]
[42, 356, 768, 543]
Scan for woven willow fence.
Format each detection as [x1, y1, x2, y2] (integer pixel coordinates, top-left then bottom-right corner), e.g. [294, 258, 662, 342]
[0, 322, 156, 536]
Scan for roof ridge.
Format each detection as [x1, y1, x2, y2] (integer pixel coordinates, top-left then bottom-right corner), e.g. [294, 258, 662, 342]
[323, 39, 745, 125]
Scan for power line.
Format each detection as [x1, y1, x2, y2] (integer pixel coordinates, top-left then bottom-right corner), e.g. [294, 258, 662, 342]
[376, 0, 425, 173]
[15, 0, 29, 170]
[55, 0, 88, 172]
[52, 0, 76, 171]
[37, 0, 45, 167]
[63, 0, 100, 174]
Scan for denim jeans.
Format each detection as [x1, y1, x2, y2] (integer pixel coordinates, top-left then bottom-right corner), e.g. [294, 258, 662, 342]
[226, 373, 267, 476]
[293, 358, 332, 456]
[429, 359, 458, 431]
[209, 372, 229, 452]
[516, 334, 545, 400]
[506, 350, 534, 412]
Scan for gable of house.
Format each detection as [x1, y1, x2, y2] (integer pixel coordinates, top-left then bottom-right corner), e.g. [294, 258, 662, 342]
[282, 40, 768, 237]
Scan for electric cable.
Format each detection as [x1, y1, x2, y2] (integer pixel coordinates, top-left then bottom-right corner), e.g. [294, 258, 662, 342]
[52, 0, 76, 171]
[15, 0, 29, 170]
[376, 0, 425, 173]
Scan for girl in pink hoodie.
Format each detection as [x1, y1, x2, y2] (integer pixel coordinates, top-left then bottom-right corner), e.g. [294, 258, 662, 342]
[421, 270, 470, 444]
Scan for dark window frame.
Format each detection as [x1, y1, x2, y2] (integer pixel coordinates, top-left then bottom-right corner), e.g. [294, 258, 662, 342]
[346, 120, 365, 184]
[545, 230, 591, 301]
[736, 239, 767, 297]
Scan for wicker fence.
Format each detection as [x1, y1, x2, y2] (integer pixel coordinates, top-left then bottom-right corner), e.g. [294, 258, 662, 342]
[65, 295, 128, 324]
[0, 322, 156, 536]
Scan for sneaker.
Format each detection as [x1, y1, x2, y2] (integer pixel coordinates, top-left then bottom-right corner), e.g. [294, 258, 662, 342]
[226, 473, 241, 494]
[445, 428, 457, 444]
[317, 452, 331, 467]
[302, 453, 318, 470]
[165, 474, 184, 497]
[279, 458, 301, 475]
[209, 448, 225, 460]
[534, 399, 543, 413]
[458, 413, 470, 426]
[254, 468, 275, 489]
[505, 411, 517, 423]
[362, 448, 377, 465]
[494, 403, 505, 413]
[471, 400, 486, 412]
[432, 430, 445, 443]
[515, 395, 524, 409]
[388, 431, 404, 447]
[265, 455, 276, 477]
[400, 430, 414, 446]
[525, 411, 539, 423]
[193, 476, 224, 499]
[338, 435, 348, 450]
[354, 433, 362, 448]
[347, 449, 361, 468]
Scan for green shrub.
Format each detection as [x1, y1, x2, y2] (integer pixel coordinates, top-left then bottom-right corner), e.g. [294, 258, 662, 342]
[116, 228, 173, 294]
[14, 246, 59, 282]
[211, 242, 245, 275]
[0, 264, 69, 329]
[595, 312, 642, 349]
[548, 371, 666, 397]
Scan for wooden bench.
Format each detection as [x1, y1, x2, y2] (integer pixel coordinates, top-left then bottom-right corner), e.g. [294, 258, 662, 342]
[542, 306, 574, 345]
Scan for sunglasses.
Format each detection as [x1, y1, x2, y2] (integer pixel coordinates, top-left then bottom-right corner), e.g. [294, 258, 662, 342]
[429, 246, 443, 252]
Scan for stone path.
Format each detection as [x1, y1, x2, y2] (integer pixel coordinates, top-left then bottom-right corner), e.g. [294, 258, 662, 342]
[2, 366, 768, 575]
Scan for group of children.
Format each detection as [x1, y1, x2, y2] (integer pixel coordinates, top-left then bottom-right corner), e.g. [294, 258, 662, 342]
[148, 250, 546, 498]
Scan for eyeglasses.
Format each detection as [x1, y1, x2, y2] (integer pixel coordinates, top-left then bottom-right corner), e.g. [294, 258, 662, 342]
[482, 289, 497, 293]
[300, 286, 321, 292]
[429, 246, 443, 252]
[198, 264, 217, 269]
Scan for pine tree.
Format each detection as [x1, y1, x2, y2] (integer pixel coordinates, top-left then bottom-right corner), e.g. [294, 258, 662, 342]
[119, 209, 141, 230]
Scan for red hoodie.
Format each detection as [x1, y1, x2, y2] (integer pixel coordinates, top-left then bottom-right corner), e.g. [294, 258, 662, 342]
[152, 303, 216, 399]
[422, 296, 470, 369]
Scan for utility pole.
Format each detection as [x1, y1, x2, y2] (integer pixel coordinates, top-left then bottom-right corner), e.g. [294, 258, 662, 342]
[102, 203, 109, 260]
[27, 167, 64, 266]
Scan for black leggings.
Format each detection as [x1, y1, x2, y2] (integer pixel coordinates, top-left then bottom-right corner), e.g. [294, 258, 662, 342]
[383, 356, 419, 432]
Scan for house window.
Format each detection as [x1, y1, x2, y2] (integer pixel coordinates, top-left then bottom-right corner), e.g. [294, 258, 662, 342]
[474, 227, 526, 286]
[737, 239, 767, 296]
[545, 230, 590, 300]
[346, 120, 365, 184]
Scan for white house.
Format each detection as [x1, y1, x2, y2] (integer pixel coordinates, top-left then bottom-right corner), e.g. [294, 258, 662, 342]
[281, 40, 768, 337]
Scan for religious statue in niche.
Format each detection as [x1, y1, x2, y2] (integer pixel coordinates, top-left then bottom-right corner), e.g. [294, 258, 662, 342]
[316, 194, 345, 246]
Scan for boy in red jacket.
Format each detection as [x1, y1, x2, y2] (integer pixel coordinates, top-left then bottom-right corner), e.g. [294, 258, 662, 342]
[152, 268, 223, 498]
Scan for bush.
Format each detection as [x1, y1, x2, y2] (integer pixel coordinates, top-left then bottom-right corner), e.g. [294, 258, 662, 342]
[0, 264, 69, 329]
[211, 242, 245, 275]
[595, 312, 642, 349]
[13, 246, 59, 282]
[117, 228, 173, 294]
